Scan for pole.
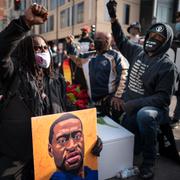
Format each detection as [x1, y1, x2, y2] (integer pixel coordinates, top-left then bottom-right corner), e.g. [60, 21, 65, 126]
[153, 0, 157, 18]
[56, 0, 59, 46]
[95, 0, 97, 30]
[72, 0, 75, 35]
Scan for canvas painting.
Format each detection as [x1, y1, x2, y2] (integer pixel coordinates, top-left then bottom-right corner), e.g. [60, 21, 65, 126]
[31, 108, 98, 180]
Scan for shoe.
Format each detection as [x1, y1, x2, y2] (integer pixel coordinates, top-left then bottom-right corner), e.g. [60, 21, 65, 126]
[139, 165, 154, 179]
[133, 153, 143, 166]
[170, 118, 179, 129]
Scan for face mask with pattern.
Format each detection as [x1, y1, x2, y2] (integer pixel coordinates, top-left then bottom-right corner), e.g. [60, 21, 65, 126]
[144, 37, 162, 52]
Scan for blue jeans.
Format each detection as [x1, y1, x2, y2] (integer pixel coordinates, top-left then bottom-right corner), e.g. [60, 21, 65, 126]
[122, 106, 169, 166]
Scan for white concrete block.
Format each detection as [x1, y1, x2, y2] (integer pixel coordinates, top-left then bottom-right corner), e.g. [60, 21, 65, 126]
[97, 116, 134, 180]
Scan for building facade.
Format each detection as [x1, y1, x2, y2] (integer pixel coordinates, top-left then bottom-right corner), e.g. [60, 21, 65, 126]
[4, 0, 140, 42]
[3, 0, 180, 42]
[0, 0, 6, 31]
[140, 0, 180, 33]
[32, 0, 140, 43]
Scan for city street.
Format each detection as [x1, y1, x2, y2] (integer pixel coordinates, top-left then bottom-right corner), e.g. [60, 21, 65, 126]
[0, 1, 180, 180]
[109, 96, 180, 180]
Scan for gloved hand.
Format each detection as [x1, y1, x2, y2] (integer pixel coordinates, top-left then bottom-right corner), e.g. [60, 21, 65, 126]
[91, 136, 103, 156]
[106, 0, 117, 19]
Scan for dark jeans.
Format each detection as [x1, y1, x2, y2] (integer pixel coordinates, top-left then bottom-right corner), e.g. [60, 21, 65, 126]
[122, 106, 168, 166]
[173, 95, 180, 120]
[0, 155, 34, 180]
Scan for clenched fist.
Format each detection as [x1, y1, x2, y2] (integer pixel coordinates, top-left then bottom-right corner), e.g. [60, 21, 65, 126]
[106, 0, 117, 19]
[24, 3, 48, 27]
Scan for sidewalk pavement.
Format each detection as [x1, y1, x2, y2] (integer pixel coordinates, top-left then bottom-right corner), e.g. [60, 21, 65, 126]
[109, 96, 180, 180]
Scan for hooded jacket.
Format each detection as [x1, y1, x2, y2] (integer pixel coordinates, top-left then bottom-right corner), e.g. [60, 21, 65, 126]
[111, 20, 178, 116]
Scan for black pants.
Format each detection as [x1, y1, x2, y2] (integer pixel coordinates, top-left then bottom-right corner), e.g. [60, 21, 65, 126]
[0, 155, 34, 180]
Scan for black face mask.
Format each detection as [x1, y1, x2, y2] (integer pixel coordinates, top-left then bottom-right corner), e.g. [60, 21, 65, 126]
[94, 40, 103, 51]
[145, 37, 162, 53]
[81, 32, 87, 37]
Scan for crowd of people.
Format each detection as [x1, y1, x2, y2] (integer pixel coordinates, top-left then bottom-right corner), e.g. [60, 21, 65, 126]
[0, 0, 180, 180]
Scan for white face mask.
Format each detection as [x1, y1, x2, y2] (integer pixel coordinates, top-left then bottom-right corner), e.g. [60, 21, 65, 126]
[35, 52, 51, 69]
[52, 46, 57, 52]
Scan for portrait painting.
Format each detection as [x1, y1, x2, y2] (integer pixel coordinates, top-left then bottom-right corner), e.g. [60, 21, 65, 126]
[31, 108, 98, 180]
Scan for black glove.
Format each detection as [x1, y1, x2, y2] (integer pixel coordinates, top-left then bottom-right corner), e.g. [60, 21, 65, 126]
[106, 0, 117, 19]
[91, 136, 103, 157]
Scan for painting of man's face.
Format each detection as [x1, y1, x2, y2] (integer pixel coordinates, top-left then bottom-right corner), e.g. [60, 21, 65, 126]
[48, 117, 84, 174]
[31, 109, 97, 180]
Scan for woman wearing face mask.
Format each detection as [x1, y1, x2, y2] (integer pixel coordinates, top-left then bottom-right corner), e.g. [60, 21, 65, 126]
[0, 4, 67, 180]
[0, 4, 103, 180]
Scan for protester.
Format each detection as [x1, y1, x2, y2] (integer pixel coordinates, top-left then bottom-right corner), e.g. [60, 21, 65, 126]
[79, 25, 94, 53]
[71, 25, 94, 90]
[69, 32, 129, 121]
[64, 35, 81, 82]
[106, 0, 178, 179]
[0, 4, 101, 180]
[175, 11, 180, 40]
[171, 83, 180, 128]
[151, 16, 157, 25]
[127, 21, 144, 45]
[50, 42, 62, 74]
[171, 11, 180, 127]
[48, 113, 98, 180]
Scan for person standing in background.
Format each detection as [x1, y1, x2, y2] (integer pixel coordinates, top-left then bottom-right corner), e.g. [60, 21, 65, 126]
[127, 21, 144, 45]
[71, 26, 94, 90]
[171, 11, 180, 127]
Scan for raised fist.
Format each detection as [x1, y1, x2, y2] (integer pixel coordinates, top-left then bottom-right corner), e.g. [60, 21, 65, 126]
[24, 3, 48, 27]
[106, 0, 117, 19]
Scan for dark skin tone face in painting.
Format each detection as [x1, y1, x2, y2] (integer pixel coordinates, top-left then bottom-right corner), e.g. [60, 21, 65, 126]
[48, 118, 84, 176]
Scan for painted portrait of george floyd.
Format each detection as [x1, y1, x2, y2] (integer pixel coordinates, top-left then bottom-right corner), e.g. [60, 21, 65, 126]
[31, 108, 98, 180]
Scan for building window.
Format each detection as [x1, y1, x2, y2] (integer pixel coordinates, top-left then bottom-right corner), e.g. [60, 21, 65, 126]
[39, 23, 47, 34]
[59, 0, 65, 6]
[35, 0, 43, 4]
[50, 0, 56, 10]
[123, 4, 130, 25]
[47, 15, 54, 31]
[45, 0, 48, 10]
[60, 8, 70, 28]
[50, 0, 65, 10]
[76, 2, 84, 24]
[39, 15, 54, 33]
[8, 0, 11, 8]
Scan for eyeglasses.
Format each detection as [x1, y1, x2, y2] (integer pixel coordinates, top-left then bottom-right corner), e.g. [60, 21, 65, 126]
[33, 45, 49, 52]
[56, 130, 83, 146]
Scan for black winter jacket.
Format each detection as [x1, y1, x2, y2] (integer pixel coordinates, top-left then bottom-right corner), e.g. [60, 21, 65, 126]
[0, 17, 66, 161]
[111, 20, 178, 116]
